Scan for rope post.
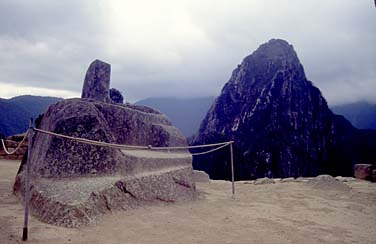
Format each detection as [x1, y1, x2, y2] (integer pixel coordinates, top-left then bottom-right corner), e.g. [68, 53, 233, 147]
[22, 119, 33, 241]
[230, 142, 235, 199]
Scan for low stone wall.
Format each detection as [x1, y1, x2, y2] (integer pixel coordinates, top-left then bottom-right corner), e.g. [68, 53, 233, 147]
[354, 164, 376, 182]
[0, 134, 28, 160]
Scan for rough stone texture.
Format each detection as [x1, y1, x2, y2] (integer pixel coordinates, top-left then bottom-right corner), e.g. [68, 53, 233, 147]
[193, 170, 210, 182]
[81, 60, 111, 103]
[372, 169, 376, 182]
[354, 164, 373, 180]
[280, 177, 296, 183]
[14, 164, 195, 228]
[14, 60, 196, 227]
[254, 177, 275, 185]
[109, 88, 124, 104]
[335, 176, 358, 182]
[14, 97, 196, 227]
[23, 98, 187, 178]
[191, 39, 376, 180]
[295, 177, 311, 183]
[307, 174, 350, 191]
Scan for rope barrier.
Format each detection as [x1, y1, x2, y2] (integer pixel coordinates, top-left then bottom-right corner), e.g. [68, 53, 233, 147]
[33, 127, 233, 155]
[191, 141, 232, 156]
[1, 130, 30, 155]
[33, 127, 149, 150]
[148, 141, 232, 150]
[19, 122, 236, 241]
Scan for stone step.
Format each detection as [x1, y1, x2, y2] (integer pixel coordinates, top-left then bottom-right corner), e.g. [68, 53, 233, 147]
[33, 165, 192, 204]
[118, 149, 192, 175]
[19, 165, 195, 227]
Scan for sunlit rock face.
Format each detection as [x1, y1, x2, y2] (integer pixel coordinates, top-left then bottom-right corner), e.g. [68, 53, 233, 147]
[192, 39, 376, 180]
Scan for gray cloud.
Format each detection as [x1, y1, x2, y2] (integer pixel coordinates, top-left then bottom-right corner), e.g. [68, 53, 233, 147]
[0, 0, 375, 105]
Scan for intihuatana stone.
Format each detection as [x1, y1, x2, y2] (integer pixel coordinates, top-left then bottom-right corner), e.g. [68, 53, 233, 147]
[14, 59, 196, 228]
[81, 59, 111, 103]
[23, 98, 189, 178]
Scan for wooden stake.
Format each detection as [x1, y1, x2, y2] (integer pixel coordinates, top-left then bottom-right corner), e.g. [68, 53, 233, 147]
[230, 143, 235, 199]
[22, 119, 33, 241]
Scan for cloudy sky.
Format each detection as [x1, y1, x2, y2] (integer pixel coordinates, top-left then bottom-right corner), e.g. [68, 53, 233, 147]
[0, 0, 375, 105]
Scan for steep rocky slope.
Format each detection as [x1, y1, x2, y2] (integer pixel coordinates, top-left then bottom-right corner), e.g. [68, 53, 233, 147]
[191, 39, 376, 180]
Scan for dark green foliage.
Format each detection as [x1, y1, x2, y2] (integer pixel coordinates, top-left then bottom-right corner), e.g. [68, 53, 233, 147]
[0, 95, 62, 136]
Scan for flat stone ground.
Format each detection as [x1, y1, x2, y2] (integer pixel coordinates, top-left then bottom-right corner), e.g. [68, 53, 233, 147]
[1, 160, 375, 244]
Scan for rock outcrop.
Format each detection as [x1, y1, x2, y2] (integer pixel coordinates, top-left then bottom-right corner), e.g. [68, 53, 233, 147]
[109, 88, 124, 104]
[25, 98, 187, 178]
[191, 39, 376, 180]
[81, 60, 111, 103]
[354, 164, 373, 180]
[14, 59, 196, 227]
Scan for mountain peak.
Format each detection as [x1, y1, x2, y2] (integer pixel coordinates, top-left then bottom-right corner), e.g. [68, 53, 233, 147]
[244, 38, 301, 69]
[192, 39, 376, 180]
[257, 39, 295, 55]
[225, 39, 306, 95]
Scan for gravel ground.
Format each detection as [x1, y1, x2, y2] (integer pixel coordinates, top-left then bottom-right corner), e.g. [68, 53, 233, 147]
[1, 159, 376, 244]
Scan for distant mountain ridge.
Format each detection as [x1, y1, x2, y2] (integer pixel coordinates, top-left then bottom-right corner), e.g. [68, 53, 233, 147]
[1, 95, 374, 142]
[135, 97, 214, 137]
[1, 94, 215, 138]
[0, 95, 62, 137]
[331, 101, 376, 130]
[136, 97, 376, 138]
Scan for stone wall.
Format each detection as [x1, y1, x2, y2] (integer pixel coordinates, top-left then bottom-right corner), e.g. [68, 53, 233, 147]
[354, 164, 376, 182]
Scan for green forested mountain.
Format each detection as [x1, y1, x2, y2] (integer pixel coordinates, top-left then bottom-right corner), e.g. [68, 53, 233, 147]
[0, 95, 62, 137]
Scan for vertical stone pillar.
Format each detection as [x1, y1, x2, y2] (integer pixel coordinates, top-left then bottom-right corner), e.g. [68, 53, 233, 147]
[81, 59, 111, 103]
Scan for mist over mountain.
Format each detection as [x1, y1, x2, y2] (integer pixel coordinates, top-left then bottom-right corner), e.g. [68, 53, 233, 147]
[191, 39, 376, 180]
[331, 101, 376, 130]
[135, 97, 214, 137]
[0, 95, 62, 137]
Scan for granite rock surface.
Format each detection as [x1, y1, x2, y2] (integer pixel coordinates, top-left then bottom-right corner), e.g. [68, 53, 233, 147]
[81, 59, 111, 103]
[109, 88, 124, 104]
[14, 60, 196, 227]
